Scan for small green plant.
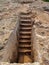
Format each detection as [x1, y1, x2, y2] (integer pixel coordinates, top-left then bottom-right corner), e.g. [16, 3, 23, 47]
[43, 0, 49, 2]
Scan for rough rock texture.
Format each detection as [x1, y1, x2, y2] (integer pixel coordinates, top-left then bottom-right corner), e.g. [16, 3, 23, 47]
[0, 0, 49, 65]
[32, 10, 49, 65]
[0, 62, 40, 65]
[1, 25, 19, 62]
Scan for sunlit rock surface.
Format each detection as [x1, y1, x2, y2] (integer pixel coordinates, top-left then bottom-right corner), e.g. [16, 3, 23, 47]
[0, 62, 40, 65]
[0, 0, 49, 65]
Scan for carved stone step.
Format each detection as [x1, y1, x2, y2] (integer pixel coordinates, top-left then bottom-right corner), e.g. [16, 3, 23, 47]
[19, 36, 31, 38]
[20, 14, 31, 18]
[20, 29, 31, 31]
[20, 19, 31, 22]
[20, 27, 31, 30]
[20, 25, 32, 28]
[19, 33, 31, 35]
[20, 24, 31, 27]
[20, 12, 32, 15]
[20, 31, 31, 34]
[19, 42, 31, 44]
[19, 39, 31, 42]
[20, 23, 32, 25]
[20, 17, 31, 20]
[19, 45, 31, 48]
[20, 21, 31, 24]
[19, 49, 31, 53]
[18, 0, 33, 3]
[19, 38, 31, 40]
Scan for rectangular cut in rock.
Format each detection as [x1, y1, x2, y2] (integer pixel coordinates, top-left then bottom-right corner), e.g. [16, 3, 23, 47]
[0, 62, 40, 65]
[18, 0, 33, 3]
[18, 53, 33, 63]
[18, 11, 33, 63]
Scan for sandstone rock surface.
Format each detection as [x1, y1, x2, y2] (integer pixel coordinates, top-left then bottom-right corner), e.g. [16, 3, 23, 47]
[0, 62, 40, 65]
[0, 0, 49, 65]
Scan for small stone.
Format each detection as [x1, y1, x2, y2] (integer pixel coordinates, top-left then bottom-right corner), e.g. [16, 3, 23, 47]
[0, 45, 4, 50]
[2, 27, 5, 29]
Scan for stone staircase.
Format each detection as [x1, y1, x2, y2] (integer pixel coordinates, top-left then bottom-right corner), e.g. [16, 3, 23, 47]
[18, 12, 32, 63]
[18, 0, 33, 3]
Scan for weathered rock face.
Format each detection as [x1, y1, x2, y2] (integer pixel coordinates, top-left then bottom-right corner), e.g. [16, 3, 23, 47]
[1, 27, 19, 62]
[32, 10, 49, 65]
[0, 62, 40, 65]
[0, 0, 49, 65]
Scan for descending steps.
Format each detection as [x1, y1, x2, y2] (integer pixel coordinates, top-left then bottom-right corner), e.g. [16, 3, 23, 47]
[18, 12, 32, 63]
[18, 0, 33, 3]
